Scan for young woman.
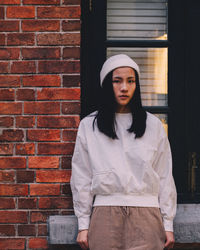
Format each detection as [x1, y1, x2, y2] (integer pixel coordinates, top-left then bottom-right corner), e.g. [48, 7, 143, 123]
[70, 54, 177, 250]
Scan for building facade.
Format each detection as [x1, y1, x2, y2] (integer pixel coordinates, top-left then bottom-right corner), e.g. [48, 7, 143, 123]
[0, 0, 200, 249]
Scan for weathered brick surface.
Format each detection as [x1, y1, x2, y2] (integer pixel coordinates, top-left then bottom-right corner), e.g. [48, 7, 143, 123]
[39, 197, 73, 209]
[23, 75, 60, 87]
[0, 76, 20, 87]
[29, 156, 59, 169]
[27, 129, 60, 141]
[0, 170, 15, 182]
[0, 225, 15, 236]
[0, 184, 28, 196]
[7, 33, 35, 46]
[7, 7, 35, 19]
[16, 116, 35, 128]
[0, 239, 25, 250]
[22, 20, 60, 32]
[17, 170, 35, 183]
[18, 198, 37, 209]
[30, 184, 60, 196]
[36, 170, 71, 183]
[0, 48, 20, 60]
[0, 198, 15, 208]
[0, 0, 81, 247]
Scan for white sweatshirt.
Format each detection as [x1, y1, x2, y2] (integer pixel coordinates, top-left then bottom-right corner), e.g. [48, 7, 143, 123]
[70, 111, 177, 232]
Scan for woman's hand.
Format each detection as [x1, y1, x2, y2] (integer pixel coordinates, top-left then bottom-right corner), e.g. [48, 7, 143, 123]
[76, 229, 89, 250]
[164, 231, 175, 249]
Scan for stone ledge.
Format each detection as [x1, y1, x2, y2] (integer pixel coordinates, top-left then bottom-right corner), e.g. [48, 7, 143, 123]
[48, 204, 200, 245]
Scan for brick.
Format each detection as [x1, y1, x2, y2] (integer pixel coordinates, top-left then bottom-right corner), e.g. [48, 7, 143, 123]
[30, 184, 60, 196]
[18, 198, 37, 209]
[0, 48, 20, 60]
[63, 0, 80, 4]
[0, 225, 15, 236]
[38, 224, 47, 236]
[23, 0, 59, 4]
[36, 170, 71, 183]
[31, 211, 58, 223]
[7, 7, 35, 19]
[0, 21, 19, 32]
[0, 117, 13, 127]
[7, 33, 34, 46]
[39, 60, 80, 73]
[0, 144, 13, 155]
[16, 116, 35, 128]
[0, 170, 15, 182]
[61, 184, 72, 196]
[16, 143, 35, 155]
[62, 102, 80, 114]
[16, 88, 35, 101]
[37, 88, 80, 100]
[18, 225, 36, 236]
[24, 102, 60, 115]
[29, 156, 59, 169]
[63, 129, 77, 141]
[0, 157, 26, 169]
[27, 129, 60, 141]
[11, 61, 36, 74]
[39, 197, 72, 209]
[0, 102, 22, 114]
[0, 0, 20, 3]
[63, 75, 80, 87]
[0, 8, 4, 19]
[0, 239, 25, 250]
[23, 75, 60, 87]
[0, 89, 14, 100]
[38, 142, 74, 155]
[62, 20, 80, 31]
[37, 116, 79, 128]
[29, 238, 48, 249]
[0, 75, 20, 87]
[63, 47, 80, 59]
[17, 170, 34, 183]
[22, 20, 59, 32]
[38, 6, 80, 18]
[22, 48, 60, 59]
[0, 62, 9, 73]
[0, 129, 24, 141]
[61, 210, 74, 215]
[0, 34, 5, 45]
[0, 211, 27, 223]
[61, 156, 71, 169]
[0, 198, 15, 209]
[37, 33, 80, 46]
[0, 184, 28, 196]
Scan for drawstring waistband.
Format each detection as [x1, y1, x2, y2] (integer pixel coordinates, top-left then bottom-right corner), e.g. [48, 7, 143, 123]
[122, 206, 130, 216]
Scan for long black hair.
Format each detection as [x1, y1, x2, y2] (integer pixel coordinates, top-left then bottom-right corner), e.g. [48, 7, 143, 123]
[93, 69, 147, 139]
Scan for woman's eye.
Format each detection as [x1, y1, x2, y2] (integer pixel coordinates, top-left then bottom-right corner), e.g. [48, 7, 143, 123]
[113, 80, 120, 84]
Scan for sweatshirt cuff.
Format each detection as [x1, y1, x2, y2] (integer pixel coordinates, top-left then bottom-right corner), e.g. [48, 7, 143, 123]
[78, 216, 90, 230]
[163, 219, 173, 232]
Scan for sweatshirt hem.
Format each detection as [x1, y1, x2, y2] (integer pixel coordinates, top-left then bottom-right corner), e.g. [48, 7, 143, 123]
[93, 193, 159, 207]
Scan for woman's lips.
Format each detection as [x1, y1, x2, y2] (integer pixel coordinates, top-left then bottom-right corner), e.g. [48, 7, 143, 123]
[119, 95, 129, 99]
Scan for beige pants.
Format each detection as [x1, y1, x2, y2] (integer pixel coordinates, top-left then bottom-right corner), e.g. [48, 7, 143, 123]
[88, 206, 166, 250]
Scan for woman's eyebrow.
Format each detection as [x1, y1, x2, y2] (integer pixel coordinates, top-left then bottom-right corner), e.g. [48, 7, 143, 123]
[113, 76, 135, 79]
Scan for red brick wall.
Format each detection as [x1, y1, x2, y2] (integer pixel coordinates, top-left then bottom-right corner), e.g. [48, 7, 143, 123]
[0, 0, 80, 249]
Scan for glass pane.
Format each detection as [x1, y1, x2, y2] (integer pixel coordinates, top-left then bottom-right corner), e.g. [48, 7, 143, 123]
[107, 0, 168, 40]
[154, 113, 168, 135]
[107, 47, 168, 106]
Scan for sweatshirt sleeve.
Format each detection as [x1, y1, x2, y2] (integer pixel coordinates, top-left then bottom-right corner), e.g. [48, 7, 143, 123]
[70, 122, 94, 230]
[153, 124, 177, 232]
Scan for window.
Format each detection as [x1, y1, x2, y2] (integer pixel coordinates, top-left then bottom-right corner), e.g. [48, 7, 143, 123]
[81, 0, 200, 202]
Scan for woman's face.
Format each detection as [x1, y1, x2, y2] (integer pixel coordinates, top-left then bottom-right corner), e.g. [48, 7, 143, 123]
[112, 67, 136, 113]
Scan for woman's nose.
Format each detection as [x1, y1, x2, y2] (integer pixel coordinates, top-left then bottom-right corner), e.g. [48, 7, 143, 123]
[120, 81, 128, 91]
